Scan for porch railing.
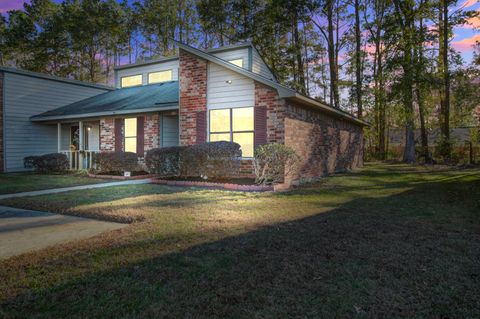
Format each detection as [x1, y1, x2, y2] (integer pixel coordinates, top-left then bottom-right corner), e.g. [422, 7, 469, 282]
[60, 150, 99, 170]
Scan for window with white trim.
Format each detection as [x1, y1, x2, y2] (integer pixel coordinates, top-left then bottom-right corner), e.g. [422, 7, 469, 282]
[120, 74, 142, 88]
[228, 58, 243, 68]
[148, 70, 173, 83]
[124, 118, 137, 153]
[209, 107, 254, 157]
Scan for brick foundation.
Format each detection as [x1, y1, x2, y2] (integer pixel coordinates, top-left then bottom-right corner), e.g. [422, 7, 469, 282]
[284, 102, 364, 185]
[179, 49, 207, 146]
[0, 72, 3, 172]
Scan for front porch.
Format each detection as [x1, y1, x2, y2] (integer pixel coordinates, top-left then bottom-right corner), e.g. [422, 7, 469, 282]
[57, 121, 100, 170]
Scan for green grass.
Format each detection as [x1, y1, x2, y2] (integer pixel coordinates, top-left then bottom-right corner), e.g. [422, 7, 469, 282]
[0, 163, 479, 318]
[0, 172, 111, 195]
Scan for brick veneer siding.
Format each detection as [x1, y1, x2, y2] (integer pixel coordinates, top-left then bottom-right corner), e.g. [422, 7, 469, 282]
[144, 114, 160, 152]
[100, 115, 160, 155]
[284, 102, 364, 185]
[0, 72, 3, 172]
[254, 82, 286, 144]
[179, 49, 207, 146]
[100, 118, 115, 151]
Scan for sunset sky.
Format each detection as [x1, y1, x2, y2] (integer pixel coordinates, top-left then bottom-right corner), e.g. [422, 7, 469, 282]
[1, 0, 479, 62]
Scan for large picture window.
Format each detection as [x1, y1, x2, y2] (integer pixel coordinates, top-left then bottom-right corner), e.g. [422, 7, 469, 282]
[121, 75, 142, 88]
[209, 107, 254, 157]
[148, 70, 173, 84]
[124, 118, 137, 153]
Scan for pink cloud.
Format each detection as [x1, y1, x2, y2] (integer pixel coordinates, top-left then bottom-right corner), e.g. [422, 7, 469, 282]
[462, 0, 478, 8]
[461, 15, 480, 29]
[452, 34, 480, 51]
[0, 0, 28, 13]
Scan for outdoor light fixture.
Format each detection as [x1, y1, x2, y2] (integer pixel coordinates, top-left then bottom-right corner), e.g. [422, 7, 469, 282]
[226, 80, 232, 84]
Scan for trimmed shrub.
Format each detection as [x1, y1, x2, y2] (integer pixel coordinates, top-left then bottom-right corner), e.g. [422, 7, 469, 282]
[145, 146, 186, 177]
[181, 141, 242, 178]
[254, 143, 299, 185]
[23, 153, 69, 173]
[93, 151, 139, 173]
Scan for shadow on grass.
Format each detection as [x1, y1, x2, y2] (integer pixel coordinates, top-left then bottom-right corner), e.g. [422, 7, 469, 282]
[1, 178, 480, 318]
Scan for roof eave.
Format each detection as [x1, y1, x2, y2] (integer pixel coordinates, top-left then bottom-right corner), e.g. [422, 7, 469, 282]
[0, 67, 114, 90]
[288, 94, 369, 127]
[30, 105, 179, 123]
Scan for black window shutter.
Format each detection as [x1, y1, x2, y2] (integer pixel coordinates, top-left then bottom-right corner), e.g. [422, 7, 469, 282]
[114, 118, 124, 151]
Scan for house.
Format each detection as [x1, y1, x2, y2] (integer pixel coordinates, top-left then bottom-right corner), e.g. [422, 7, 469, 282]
[0, 41, 367, 183]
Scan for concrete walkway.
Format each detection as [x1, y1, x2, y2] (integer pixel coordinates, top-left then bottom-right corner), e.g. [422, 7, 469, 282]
[0, 178, 153, 200]
[0, 206, 126, 259]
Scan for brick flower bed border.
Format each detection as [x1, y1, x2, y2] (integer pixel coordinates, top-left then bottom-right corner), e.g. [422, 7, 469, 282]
[151, 179, 275, 192]
[87, 173, 158, 180]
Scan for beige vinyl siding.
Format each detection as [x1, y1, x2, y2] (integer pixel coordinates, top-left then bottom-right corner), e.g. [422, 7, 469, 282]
[207, 63, 254, 110]
[115, 59, 179, 88]
[3, 72, 108, 172]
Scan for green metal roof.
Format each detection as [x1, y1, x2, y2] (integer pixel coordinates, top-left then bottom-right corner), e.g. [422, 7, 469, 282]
[31, 81, 179, 122]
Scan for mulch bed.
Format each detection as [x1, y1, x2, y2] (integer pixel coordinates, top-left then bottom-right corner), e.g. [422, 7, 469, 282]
[88, 171, 158, 180]
[151, 178, 275, 192]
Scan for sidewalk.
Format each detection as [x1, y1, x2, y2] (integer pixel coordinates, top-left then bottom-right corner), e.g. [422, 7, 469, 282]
[0, 205, 126, 259]
[0, 178, 153, 200]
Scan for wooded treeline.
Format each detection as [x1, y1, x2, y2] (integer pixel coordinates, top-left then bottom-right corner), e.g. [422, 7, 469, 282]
[0, 0, 479, 163]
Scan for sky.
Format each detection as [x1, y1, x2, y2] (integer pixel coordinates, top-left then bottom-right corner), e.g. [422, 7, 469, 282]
[1, 0, 479, 63]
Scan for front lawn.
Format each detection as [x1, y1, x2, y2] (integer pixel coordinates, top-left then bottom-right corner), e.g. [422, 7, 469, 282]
[0, 172, 112, 195]
[0, 163, 479, 317]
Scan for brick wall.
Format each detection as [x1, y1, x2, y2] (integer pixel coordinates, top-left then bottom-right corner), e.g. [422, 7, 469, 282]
[254, 82, 286, 144]
[100, 115, 160, 155]
[284, 102, 364, 185]
[179, 49, 207, 146]
[144, 114, 160, 152]
[99, 118, 115, 151]
[0, 72, 3, 172]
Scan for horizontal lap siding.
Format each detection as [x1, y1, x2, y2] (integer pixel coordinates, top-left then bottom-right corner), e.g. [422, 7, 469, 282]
[116, 60, 179, 87]
[3, 73, 108, 172]
[161, 114, 179, 147]
[207, 63, 254, 109]
[252, 50, 276, 81]
[211, 48, 249, 67]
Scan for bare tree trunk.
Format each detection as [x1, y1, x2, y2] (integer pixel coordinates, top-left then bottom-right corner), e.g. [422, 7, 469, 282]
[442, 0, 450, 141]
[415, 10, 431, 163]
[293, 11, 306, 94]
[354, 0, 363, 118]
[327, 0, 340, 108]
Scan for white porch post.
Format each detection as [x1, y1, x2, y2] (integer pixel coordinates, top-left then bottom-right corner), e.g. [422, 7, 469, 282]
[57, 123, 61, 152]
[79, 121, 84, 169]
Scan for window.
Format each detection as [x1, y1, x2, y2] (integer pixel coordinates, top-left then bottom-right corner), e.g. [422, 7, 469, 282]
[124, 118, 137, 153]
[228, 58, 243, 68]
[209, 107, 254, 157]
[121, 75, 142, 88]
[148, 70, 173, 84]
